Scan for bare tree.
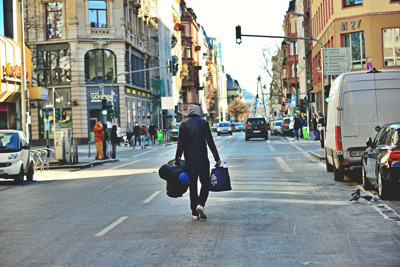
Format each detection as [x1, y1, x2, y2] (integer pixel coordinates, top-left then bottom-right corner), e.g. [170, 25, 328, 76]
[228, 99, 248, 122]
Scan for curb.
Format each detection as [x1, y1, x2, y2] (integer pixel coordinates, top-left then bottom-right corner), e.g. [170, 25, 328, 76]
[48, 159, 119, 170]
[307, 151, 325, 160]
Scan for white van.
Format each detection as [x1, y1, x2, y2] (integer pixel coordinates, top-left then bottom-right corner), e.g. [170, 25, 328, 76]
[325, 69, 400, 181]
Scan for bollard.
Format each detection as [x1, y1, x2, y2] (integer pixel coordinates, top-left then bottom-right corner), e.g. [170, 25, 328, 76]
[88, 141, 91, 158]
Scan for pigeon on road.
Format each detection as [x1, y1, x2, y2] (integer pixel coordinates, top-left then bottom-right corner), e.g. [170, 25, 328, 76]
[350, 189, 361, 202]
[372, 192, 381, 202]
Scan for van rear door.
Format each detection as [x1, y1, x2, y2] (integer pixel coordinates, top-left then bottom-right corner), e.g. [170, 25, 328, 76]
[375, 71, 400, 126]
[341, 73, 377, 151]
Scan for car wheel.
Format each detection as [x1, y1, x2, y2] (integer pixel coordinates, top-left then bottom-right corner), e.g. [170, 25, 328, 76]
[361, 165, 372, 190]
[325, 149, 333, 172]
[217, 132, 220, 136]
[378, 170, 390, 199]
[14, 166, 24, 185]
[229, 132, 232, 135]
[26, 163, 34, 182]
[333, 162, 344, 182]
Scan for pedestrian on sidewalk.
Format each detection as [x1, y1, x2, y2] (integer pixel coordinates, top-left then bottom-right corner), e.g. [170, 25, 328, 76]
[141, 124, 148, 149]
[116, 123, 122, 146]
[94, 121, 104, 160]
[103, 123, 109, 159]
[312, 112, 320, 140]
[302, 114, 308, 139]
[110, 125, 118, 159]
[133, 122, 141, 149]
[149, 123, 156, 146]
[293, 114, 301, 141]
[318, 111, 325, 149]
[299, 114, 304, 138]
[174, 104, 221, 221]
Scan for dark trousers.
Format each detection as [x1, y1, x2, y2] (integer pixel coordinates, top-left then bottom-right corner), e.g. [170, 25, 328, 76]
[134, 135, 141, 146]
[320, 130, 324, 148]
[186, 157, 210, 216]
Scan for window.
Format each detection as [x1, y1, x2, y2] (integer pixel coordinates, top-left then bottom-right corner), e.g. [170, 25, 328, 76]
[295, 42, 298, 55]
[185, 46, 191, 58]
[291, 64, 294, 77]
[343, 0, 362, 7]
[84, 49, 116, 83]
[36, 44, 71, 86]
[89, 0, 107, 28]
[290, 43, 294, 55]
[344, 32, 365, 69]
[46, 2, 62, 39]
[383, 28, 400, 66]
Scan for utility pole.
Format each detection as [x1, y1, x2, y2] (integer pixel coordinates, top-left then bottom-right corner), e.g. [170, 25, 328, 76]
[20, 0, 28, 137]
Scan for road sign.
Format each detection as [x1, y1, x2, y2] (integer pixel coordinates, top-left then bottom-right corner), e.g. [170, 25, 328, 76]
[45, 119, 50, 131]
[323, 48, 351, 75]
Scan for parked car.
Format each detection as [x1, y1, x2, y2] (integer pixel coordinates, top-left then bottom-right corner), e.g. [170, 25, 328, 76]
[245, 117, 268, 141]
[170, 123, 180, 141]
[217, 122, 232, 136]
[281, 117, 294, 136]
[212, 123, 218, 132]
[271, 120, 282, 136]
[361, 123, 400, 199]
[325, 70, 400, 181]
[233, 122, 245, 132]
[0, 130, 34, 184]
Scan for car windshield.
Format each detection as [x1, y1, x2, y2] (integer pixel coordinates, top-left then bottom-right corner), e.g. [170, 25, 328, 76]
[0, 133, 19, 152]
[284, 118, 291, 124]
[219, 123, 229, 127]
[234, 123, 243, 127]
[247, 119, 265, 127]
[275, 121, 282, 126]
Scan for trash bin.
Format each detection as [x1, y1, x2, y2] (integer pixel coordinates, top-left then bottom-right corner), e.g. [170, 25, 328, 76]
[157, 130, 163, 142]
[302, 127, 308, 139]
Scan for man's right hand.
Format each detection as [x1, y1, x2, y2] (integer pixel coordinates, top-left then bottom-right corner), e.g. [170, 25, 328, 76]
[215, 159, 221, 168]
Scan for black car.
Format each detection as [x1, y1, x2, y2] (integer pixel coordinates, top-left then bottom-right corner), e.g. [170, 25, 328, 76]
[361, 123, 400, 199]
[245, 117, 268, 141]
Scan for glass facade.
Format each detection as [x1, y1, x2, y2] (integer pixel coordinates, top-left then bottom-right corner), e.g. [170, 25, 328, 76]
[36, 44, 71, 86]
[344, 31, 365, 69]
[84, 49, 116, 83]
[46, 2, 62, 39]
[383, 28, 400, 66]
[89, 0, 107, 28]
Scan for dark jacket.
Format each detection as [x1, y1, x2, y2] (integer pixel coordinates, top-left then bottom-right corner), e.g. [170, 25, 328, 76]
[103, 125, 109, 141]
[149, 124, 156, 135]
[133, 125, 141, 135]
[312, 115, 318, 129]
[111, 125, 118, 143]
[175, 115, 220, 165]
[294, 117, 301, 130]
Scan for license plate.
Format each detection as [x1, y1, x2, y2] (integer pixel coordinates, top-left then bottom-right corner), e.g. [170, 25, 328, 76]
[254, 130, 260, 133]
[350, 151, 363, 157]
[0, 170, 3, 174]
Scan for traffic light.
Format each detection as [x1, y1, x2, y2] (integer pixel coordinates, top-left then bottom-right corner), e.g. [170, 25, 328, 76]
[324, 85, 331, 102]
[62, 111, 66, 121]
[303, 96, 309, 108]
[101, 98, 107, 110]
[169, 55, 179, 76]
[236, 25, 242, 44]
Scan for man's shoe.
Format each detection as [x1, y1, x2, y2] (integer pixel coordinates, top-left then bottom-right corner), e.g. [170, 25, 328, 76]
[192, 215, 199, 221]
[196, 205, 207, 220]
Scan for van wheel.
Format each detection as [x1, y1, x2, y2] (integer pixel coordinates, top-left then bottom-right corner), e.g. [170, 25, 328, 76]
[26, 164, 34, 182]
[229, 132, 232, 135]
[217, 132, 220, 136]
[265, 134, 268, 141]
[325, 149, 333, 172]
[245, 136, 249, 141]
[378, 171, 390, 199]
[333, 163, 344, 182]
[15, 167, 24, 185]
[362, 165, 372, 190]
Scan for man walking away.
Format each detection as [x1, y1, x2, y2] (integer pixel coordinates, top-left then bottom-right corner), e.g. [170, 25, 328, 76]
[293, 114, 300, 141]
[116, 123, 122, 146]
[133, 122, 141, 149]
[318, 111, 325, 149]
[312, 112, 320, 140]
[94, 121, 104, 160]
[103, 123, 109, 159]
[110, 125, 118, 159]
[149, 123, 156, 146]
[141, 124, 148, 149]
[174, 105, 221, 221]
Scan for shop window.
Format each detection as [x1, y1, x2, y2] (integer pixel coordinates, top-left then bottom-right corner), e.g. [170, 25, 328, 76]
[89, 0, 107, 28]
[344, 32, 365, 69]
[383, 28, 400, 67]
[46, 2, 62, 39]
[343, 0, 362, 7]
[84, 49, 116, 83]
[36, 45, 71, 86]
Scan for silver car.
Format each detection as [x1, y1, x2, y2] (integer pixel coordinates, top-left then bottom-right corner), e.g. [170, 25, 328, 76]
[217, 122, 232, 136]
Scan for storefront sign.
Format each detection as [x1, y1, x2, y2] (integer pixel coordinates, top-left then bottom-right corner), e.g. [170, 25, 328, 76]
[341, 19, 361, 31]
[2, 63, 22, 80]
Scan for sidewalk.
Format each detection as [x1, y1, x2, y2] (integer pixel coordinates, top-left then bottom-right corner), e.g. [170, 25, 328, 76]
[283, 131, 325, 160]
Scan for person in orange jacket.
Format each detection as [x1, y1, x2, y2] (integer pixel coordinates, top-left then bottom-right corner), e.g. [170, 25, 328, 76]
[94, 121, 104, 160]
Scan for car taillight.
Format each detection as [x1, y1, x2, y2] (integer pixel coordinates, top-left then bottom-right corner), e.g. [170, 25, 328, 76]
[335, 126, 342, 151]
[265, 124, 268, 131]
[388, 148, 400, 162]
[245, 124, 248, 132]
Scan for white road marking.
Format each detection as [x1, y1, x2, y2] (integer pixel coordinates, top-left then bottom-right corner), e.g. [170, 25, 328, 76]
[95, 216, 128, 237]
[266, 140, 271, 143]
[275, 157, 293, 173]
[132, 150, 153, 158]
[159, 150, 175, 156]
[143, 191, 161, 203]
[109, 160, 142, 170]
[268, 145, 276, 152]
[292, 144, 320, 163]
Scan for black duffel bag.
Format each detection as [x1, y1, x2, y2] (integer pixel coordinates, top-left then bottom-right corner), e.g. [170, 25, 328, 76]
[158, 160, 188, 198]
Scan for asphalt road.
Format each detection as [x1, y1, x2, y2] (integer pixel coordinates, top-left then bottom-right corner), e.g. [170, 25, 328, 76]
[1, 132, 400, 267]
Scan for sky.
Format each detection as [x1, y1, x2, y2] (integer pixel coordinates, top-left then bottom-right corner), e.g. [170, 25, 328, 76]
[185, 0, 290, 95]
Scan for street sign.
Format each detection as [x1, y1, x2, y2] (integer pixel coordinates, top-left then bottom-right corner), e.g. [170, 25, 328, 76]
[88, 91, 101, 96]
[45, 119, 50, 131]
[323, 48, 351, 75]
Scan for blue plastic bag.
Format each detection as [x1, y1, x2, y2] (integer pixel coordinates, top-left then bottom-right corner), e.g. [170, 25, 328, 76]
[209, 167, 232, 192]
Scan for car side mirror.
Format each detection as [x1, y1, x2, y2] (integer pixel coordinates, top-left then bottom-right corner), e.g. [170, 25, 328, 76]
[375, 125, 381, 132]
[366, 137, 372, 147]
[22, 145, 30, 150]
